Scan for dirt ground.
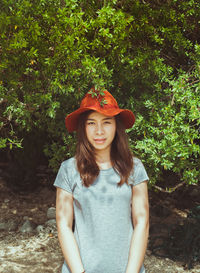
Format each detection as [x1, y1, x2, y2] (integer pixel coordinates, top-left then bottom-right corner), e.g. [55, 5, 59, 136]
[0, 176, 200, 273]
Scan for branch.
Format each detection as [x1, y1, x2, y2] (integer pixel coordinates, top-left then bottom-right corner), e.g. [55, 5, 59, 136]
[153, 181, 186, 193]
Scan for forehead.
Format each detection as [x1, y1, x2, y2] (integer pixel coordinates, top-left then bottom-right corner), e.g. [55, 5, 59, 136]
[87, 111, 114, 120]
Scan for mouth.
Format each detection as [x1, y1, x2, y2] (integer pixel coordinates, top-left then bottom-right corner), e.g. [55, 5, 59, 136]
[94, 138, 106, 144]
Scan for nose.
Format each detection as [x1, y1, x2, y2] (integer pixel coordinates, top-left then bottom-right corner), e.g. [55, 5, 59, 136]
[96, 123, 104, 135]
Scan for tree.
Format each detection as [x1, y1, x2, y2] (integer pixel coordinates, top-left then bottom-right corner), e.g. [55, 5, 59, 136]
[0, 0, 199, 188]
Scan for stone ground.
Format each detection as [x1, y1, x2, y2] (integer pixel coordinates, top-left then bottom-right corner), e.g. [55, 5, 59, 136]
[0, 176, 200, 273]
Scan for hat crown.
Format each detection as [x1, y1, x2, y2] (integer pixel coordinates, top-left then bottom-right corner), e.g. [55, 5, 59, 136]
[65, 88, 135, 132]
[80, 90, 119, 109]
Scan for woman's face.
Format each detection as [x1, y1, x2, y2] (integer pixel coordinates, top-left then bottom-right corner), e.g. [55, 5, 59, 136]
[85, 111, 116, 154]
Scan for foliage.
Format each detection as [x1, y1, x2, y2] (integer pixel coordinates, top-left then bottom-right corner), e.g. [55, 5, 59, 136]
[129, 69, 200, 186]
[0, 0, 199, 187]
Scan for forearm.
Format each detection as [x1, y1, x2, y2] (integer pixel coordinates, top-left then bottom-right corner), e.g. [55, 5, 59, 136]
[57, 223, 84, 273]
[126, 221, 149, 273]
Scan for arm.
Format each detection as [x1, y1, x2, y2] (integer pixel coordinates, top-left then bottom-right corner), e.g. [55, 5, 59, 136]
[125, 181, 149, 273]
[56, 187, 85, 273]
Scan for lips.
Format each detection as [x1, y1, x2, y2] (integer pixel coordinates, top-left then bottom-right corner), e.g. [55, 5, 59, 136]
[94, 138, 106, 144]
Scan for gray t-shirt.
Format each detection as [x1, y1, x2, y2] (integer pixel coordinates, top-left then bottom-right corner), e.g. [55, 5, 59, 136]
[54, 157, 149, 273]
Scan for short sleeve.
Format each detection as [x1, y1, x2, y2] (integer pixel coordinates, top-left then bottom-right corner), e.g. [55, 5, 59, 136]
[53, 162, 72, 194]
[128, 158, 149, 186]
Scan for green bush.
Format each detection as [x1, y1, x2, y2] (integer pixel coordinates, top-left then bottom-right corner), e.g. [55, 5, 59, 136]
[129, 69, 200, 187]
[0, 0, 199, 187]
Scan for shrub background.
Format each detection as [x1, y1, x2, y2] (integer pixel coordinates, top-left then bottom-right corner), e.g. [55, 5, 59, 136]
[0, 0, 199, 189]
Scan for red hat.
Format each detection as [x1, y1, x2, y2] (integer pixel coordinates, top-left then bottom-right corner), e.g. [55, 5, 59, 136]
[65, 88, 135, 132]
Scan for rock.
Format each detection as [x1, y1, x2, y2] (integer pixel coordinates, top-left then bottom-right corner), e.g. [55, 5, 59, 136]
[12, 209, 17, 214]
[19, 219, 35, 233]
[45, 219, 57, 234]
[0, 219, 18, 231]
[0, 221, 7, 231]
[36, 225, 45, 233]
[47, 207, 56, 220]
[41, 257, 48, 263]
[190, 188, 199, 198]
[1, 203, 7, 209]
[7, 219, 18, 231]
[45, 219, 57, 228]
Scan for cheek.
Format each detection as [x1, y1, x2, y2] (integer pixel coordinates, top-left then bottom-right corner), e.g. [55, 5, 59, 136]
[85, 126, 93, 140]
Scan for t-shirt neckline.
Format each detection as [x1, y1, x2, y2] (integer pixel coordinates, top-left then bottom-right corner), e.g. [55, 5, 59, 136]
[99, 167, 116, 176]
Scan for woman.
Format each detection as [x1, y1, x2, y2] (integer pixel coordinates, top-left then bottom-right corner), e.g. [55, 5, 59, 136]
[54, 88, 149, 273]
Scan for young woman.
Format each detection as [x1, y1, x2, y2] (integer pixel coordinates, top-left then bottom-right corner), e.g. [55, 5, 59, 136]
[54, 89, 149, 273]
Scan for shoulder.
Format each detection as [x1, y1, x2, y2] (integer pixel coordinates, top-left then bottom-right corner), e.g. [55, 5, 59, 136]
[61, 157, 76, 170]
[132, 157, 145, 174]
[133, 157, 143, 167]
[128, 157, 149, 186]
[60, 156, 79, 181]
[53, 157, 78, 193]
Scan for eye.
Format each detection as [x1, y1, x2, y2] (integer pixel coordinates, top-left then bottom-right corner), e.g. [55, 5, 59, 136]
[104, 121, 111, 124]
[87, 121, 95, 125]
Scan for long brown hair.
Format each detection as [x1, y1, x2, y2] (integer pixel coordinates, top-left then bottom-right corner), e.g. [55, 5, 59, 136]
[75, 111, 133, 187]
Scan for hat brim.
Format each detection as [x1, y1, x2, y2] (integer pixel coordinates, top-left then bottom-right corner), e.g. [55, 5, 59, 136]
[65, 107, 135, 132]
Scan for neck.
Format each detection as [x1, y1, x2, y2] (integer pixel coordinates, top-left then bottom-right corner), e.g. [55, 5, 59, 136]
[95, 149, 112, 170]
